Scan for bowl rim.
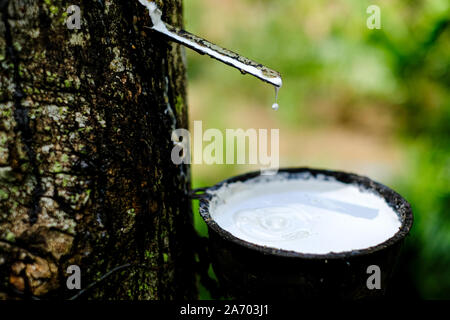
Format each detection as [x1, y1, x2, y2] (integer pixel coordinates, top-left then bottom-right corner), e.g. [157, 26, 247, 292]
[197, 167, 414, 259]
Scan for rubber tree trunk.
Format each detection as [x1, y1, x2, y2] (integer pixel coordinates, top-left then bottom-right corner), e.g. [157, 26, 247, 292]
[0, 0, 196, 299]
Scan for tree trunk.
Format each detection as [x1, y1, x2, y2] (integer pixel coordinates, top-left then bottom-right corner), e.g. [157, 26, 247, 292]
[0, 0, 196, 299]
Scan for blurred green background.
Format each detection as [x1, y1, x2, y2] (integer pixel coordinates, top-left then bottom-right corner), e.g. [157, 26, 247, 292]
[183, 0, 450, 299]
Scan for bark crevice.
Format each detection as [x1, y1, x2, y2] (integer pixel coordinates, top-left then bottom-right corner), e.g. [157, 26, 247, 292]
[1, 0, 42, 225]
[0, 0, 196, 300]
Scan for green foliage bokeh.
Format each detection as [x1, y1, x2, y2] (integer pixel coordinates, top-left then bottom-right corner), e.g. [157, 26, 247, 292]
[185, 0, 449, 299]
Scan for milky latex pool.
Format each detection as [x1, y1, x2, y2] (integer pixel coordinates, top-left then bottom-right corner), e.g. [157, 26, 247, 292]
[208, 174, 401, 254]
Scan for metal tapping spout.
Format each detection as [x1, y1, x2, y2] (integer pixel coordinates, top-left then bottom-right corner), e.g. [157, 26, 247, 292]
[138, 0, 283, 89]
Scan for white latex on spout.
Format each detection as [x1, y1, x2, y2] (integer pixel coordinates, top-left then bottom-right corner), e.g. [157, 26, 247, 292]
[138, 0, 283, 88]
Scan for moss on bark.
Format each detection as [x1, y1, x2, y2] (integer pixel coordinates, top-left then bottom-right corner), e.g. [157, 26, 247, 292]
[0, 0, 195, 299]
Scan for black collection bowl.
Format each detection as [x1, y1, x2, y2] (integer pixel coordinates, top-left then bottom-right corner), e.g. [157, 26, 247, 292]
[197, 168, 413, 299]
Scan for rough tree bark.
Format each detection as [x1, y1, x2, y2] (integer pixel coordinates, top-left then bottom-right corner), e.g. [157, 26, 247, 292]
[0, 0, 196, 299]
